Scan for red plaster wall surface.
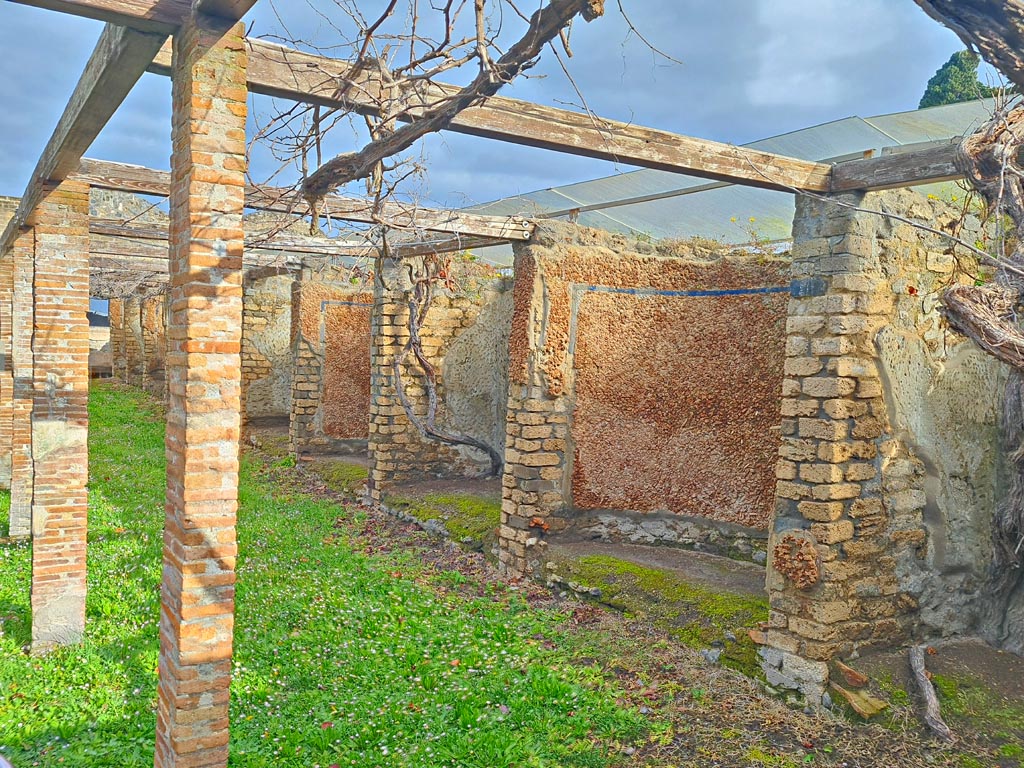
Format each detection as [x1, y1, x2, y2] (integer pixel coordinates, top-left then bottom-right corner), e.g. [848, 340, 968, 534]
[322, 301, 372, 439]
[571, 288, 787, 529]
[513, 236, 789, 531]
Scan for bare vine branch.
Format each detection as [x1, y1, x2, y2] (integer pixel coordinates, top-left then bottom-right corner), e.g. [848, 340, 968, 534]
[301, 0, 605, 199]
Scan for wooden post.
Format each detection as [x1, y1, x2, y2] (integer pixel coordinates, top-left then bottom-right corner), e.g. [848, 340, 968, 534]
[154, 12, 247, 768]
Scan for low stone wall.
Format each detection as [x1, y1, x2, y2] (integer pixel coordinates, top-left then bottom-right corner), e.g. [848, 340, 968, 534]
[368, 261, 513, 500]
[241, 270, 294, 422]
[290, 266, 374, 455]
[498, 222, 789, 575]
[763, 188, 1014, 701]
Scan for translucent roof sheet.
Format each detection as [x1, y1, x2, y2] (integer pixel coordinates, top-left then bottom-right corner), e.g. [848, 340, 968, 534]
[864, 98, 995, 144]
[466, 98, 995, 261]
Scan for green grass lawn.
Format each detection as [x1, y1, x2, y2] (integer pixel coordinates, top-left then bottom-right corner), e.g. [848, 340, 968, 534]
[0, 384, 646, 767]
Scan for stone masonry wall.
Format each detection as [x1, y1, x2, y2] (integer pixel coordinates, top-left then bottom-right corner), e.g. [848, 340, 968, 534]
[368, 262, 512, 500]
[762, 188, 1009, 702]
[498, 222, 789, 576]
[290, 266, 373, 455]
[241, 271, 294, 422]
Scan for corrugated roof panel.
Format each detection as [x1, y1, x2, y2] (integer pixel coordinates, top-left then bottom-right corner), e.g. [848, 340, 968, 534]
[745, 116, 893, 160]
[470, 189, 579, 216]
[464, 98, 994, 249]
[593, 185, 794, 243]
[468, 117, 896, 217]
[865, 98, 996, 144]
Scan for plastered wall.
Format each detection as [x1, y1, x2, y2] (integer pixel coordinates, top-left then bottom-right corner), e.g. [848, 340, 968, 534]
[241, 271, 295, 421]
[498, 222, 790, 574]
[290, 266, 373, 454]
[368, 262, 513, 498]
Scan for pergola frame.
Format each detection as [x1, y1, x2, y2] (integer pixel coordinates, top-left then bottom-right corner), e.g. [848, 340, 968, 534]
[0, 1, 973, 765]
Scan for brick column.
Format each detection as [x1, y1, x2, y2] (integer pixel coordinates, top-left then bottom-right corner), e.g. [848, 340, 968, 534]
[28, 179, 91, 652]
[154, 14, 246, 768]
[141, 294, 167, 396]
[497, 250, 572, 576]
[124, 295, 143, 386]
[9, 230, 34, 538]
[108, 298, 126, 382]
[0, 248, 13, 491]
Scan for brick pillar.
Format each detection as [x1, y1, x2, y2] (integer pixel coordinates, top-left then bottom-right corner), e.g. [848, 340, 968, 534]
[108, 298, 127, 382]
[28, 179, 91, 652]
[9, 229, 34, 538]
[154, 14, 246, 768]
[141, 294, 167, 396]
[0, 248, 13, 491]
[762, 193, 912, 703]
[124, 295, 143, 386]
[497, 250, 572, 576]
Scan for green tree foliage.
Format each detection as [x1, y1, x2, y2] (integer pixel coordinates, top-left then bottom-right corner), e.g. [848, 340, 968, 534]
[919, 50, 996, 109]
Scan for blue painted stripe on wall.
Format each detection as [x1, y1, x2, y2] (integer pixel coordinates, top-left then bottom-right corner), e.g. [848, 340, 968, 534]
[581, 284, 790, 299]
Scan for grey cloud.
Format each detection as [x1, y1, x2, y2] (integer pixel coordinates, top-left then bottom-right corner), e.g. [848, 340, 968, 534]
[0, 1, 974, 211]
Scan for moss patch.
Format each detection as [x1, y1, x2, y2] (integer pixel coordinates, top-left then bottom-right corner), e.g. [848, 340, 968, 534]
[554, 554, 768, 678]
[930, 673, 1024, 756]
[385, 492, 501, 551]
[874, 667, 1024, 762]
[258, 434, 290, 459]
[308, 458, 368, 496]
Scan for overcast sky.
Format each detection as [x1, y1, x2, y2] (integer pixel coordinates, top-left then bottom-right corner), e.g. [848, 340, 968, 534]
[0, 0, 987, 210]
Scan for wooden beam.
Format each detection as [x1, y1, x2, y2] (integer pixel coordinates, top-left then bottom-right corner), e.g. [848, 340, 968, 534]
[88, 218, 492, 265]
[392, 235, 507, 259]
[0, 24, 168, 258]
[89, 219, 370, 258]
[73, 158, 534, 240]
[193, 0, 258, 21]
[830, 142, 962, 192]
[150, 39, 834, 193]
[7, 0, 257, 29]
[7, 0, 190, 33]
[14, 1, 969, 194]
